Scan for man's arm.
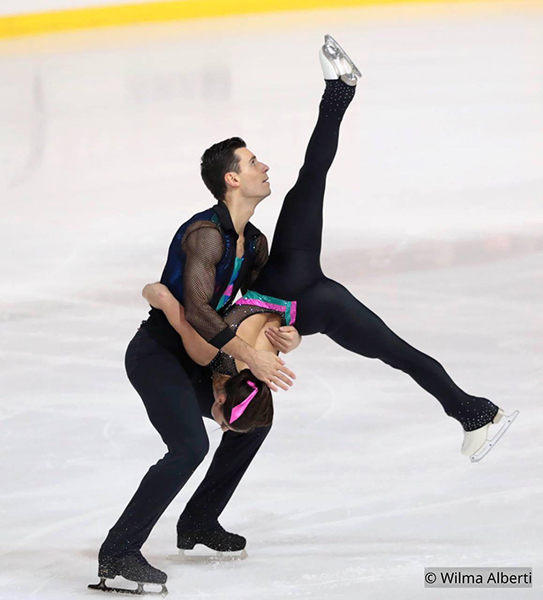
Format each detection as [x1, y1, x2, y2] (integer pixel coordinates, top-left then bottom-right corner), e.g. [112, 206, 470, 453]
[181, 224, 236, 347]
[182, 224, 295, 391]
[143, 283, 217, 366]
[144, 282, 301, 362]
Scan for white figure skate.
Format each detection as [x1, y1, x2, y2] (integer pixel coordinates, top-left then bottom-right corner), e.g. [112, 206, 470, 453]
[319, 34, 362, 86]
[461, 408, 519, 462]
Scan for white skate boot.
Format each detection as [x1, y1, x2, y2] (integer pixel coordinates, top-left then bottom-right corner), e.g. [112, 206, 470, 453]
[319, 34, 362, 86]
[461, 408, 519, 462]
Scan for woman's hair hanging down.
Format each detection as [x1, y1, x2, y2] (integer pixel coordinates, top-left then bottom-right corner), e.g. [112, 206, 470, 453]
[223, 369, 273, 433]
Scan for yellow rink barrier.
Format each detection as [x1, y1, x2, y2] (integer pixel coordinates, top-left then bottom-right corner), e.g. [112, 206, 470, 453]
[0, 0, 530, 39]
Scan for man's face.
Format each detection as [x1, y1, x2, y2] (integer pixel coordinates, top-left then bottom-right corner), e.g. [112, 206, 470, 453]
[230, 147, 271, 201]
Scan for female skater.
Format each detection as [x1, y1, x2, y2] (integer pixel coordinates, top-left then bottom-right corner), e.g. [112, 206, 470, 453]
[144, 36, 517, 462]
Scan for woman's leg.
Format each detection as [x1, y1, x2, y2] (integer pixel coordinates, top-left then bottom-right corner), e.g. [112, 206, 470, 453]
[296, 278, 499, 430]
[253, 79, 356, 297]
[271, 79, 355, 257]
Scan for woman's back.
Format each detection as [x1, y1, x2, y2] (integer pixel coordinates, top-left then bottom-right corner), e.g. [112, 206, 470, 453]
[208, 291, 297, 376]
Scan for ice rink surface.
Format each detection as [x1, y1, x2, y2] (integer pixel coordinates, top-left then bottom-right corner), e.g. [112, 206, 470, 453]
[1, 1, 542, 598]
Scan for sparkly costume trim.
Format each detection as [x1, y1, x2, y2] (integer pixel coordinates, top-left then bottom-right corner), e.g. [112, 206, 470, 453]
[236, 290, 297, 325]
[217, 256, 244, 310]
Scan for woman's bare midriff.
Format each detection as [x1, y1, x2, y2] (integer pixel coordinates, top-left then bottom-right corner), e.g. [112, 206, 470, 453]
[234, 312, 282, 373]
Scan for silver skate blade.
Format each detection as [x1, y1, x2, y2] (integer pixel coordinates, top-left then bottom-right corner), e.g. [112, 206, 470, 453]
[167, 546, 248, 563]
[323, 34, 362, 79]
[470, 410, 519, 462]
[88, 578, 168, 596]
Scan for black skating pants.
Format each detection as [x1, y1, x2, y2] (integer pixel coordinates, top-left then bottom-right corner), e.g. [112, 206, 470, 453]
[100, 327, 270, 559]
[252, 80, 498, 431]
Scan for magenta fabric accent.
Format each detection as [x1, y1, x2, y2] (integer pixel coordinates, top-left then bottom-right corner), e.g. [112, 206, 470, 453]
[229, 381, 258, 424]
[236, 297, 297, 325]
[224, 284, 234, 296]
[236, 298, 286, 313]
[290, 301, 297, 324]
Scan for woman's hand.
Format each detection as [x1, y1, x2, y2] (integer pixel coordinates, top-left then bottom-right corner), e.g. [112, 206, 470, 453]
[264, 325, 302, 354]
[142, 282, 175, 310]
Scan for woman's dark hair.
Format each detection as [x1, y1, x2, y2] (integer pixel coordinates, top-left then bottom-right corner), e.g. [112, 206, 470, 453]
[200, 137, 247, 202]
[223, 369, 273, 433]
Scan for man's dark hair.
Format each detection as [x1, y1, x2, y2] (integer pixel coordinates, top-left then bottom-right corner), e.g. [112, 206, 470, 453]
[200, 137, 247, 202]
[223, 369, 273, 433]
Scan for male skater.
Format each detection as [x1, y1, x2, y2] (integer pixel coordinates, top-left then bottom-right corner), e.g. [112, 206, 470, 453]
[92, 112, 302, 592]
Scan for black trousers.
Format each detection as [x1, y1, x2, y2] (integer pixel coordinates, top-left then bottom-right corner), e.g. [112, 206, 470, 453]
[253, 80, 499, 431]
[100, 327, 270, 558]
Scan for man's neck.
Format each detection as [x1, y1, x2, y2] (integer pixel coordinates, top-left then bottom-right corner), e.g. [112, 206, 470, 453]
[223, 198, 256, 237]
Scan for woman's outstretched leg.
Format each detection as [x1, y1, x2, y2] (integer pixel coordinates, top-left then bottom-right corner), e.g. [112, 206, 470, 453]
[252, 38, 360, 299]
[296, 277, 500, 431]
[268, 78, 356, 260]
[252, 79, 357, 299]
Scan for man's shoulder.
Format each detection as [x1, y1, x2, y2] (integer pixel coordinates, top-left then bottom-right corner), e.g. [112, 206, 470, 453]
[186, 206, 220, 227]
[173, 207, 221, 238]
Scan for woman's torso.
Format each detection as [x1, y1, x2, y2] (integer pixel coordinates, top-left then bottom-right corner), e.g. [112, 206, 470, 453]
[235, 312, 281, 372]
[207, 291, 297, 377]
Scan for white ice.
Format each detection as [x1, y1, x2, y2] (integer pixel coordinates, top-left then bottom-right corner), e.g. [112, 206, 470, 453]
[1, 2, 542, 599]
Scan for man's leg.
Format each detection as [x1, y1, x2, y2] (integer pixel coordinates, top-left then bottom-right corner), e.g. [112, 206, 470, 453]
[99, 328, 209, 563]
[177, 425, 271, 525]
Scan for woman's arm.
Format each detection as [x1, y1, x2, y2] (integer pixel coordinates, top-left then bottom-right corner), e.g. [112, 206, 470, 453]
[264, 325, 302, 354]
[142, 283, 218, 366]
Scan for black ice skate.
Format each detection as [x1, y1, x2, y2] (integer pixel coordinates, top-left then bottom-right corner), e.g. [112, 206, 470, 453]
[171, 522, 247, 561]
[89, 552, 168, 596]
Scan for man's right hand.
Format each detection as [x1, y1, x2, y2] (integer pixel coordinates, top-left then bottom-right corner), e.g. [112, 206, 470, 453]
[248, 350, 296, 392]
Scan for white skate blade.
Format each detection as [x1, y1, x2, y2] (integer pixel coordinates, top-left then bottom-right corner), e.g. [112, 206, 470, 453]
[321, 34, 362, 85]
[468, 410, 519, 463]
[88, 578, 168, 596]
[167, 546, 248, 563]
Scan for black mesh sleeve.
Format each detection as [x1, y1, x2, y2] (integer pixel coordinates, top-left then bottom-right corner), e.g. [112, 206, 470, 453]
[181, 223, 236, 349]
[241, 233, 269, 295]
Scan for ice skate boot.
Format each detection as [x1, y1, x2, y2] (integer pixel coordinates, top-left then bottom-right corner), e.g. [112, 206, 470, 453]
[461, 408, 519, 462]
[171, 522, 247, 561]
[89, 552, 168, 596]
[319, 34, 361, 86]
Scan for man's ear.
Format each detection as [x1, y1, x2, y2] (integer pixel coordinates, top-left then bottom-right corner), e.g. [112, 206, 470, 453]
[225, 172, 240, 188]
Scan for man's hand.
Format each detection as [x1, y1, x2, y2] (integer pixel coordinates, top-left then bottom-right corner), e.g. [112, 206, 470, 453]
[247, 350, 296, 392]
[265, 325, 302, 354]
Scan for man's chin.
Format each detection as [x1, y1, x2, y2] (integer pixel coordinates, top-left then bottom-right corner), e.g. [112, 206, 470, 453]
[256, 190, 272, 204]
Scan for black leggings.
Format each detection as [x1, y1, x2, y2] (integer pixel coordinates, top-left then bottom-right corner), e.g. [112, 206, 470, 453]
[252, 80, 498, 431]
[100, 327, 271, 559]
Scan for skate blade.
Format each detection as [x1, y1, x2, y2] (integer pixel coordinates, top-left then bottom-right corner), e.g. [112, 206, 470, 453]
[167, 546, 248, 563]
[323, 34, 362, 80]
[470, 410, 519, 462]
[88, 579, 168, 596]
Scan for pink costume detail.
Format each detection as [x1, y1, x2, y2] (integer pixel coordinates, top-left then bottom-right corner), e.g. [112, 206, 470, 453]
[236, 298, 297, 325]
[229, 381, 259, 424]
